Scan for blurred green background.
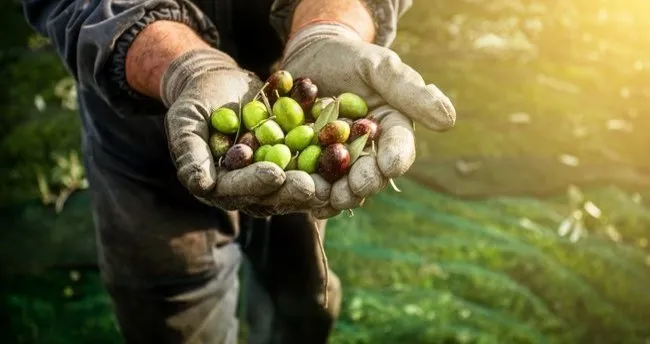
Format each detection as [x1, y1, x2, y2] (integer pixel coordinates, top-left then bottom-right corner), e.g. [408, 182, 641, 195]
[1, 0, 650, 343]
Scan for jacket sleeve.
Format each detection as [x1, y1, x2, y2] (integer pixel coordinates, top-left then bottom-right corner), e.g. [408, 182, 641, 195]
[269, 0, 413, 48]
[21, 0, 220, 117]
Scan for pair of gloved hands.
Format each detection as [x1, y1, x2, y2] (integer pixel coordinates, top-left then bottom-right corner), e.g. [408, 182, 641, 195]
[162, 23, 456, 219]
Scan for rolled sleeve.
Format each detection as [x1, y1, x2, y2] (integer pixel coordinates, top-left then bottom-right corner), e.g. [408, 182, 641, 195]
[21, 0, 220, 117]
[269, 0, 413, 48]
[360, 0, 412, 47]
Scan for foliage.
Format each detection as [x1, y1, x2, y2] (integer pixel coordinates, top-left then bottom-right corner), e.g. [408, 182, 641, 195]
[2, 0, 650, 343]
[2, 180, 649, 343]
[393, 0, 650, 172]
[0, 270, 121, 344]
[326, 180, 650, 344]
[36, 150, 89, 213]
[0, 1, 81, 206]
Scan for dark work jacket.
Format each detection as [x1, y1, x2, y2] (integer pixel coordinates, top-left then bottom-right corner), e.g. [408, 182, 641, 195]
[19, 0, 298, 285]
[20, 0, 286, 201]
[20, 0, 407, 287]
[19, 0, 404, 214]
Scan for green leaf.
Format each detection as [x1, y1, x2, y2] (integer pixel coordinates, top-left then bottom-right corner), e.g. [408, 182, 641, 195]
[314, 98, 340, 133]
[348, 133, 369, 165]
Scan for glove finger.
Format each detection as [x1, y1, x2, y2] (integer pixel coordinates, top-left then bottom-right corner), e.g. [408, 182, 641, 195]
[364, 46, 456, 131]
[376, 110, 417, 179]
[165, 102, 219, 197]
[219, 170, 315, 217]
[330, 177, 364, 210]
[164, 67, 264, 198]
[308, 174, 332, 208]
[257, 170, 316, 211]
[349, 155, 388, 198]
[312, 205, 342, 219]
[215, 162, 286, 197]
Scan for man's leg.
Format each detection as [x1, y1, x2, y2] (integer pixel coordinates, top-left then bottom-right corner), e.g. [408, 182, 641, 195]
[105, 244, 241, 344]
[239, 213, 342, 344]
[88, 163, 243, 344]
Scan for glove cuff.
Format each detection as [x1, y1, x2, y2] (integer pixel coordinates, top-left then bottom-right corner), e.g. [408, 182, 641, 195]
[359, 0, 412, 47]
[282, 23, 363, 65]
[270, 0, 412, 48]
[105, 0, 220, 117]
[160, 48, 241, 108]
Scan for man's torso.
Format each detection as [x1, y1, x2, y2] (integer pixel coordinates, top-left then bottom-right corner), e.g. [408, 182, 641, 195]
[80, 0, 283, 199]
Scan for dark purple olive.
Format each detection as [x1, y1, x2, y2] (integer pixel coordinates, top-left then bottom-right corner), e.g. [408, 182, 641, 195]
[237, 132, 260, 151]
[318, 143, 351, 183]
[349, 118, 380, 143]
[290, 77, 318, 113]
[293, 76, 310, 85]
[223, 144, 254, 170]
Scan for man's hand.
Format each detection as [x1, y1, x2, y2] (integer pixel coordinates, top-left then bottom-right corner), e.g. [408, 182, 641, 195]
[281, 0, 456, 218]
[126, 21, 315, 217]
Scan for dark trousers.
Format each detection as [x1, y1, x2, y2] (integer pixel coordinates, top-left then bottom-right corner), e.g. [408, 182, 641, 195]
[87, 156, 341, 344]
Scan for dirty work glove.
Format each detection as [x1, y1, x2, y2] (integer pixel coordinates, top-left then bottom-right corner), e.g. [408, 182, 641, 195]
[280, 23, 456, 218]
[162, 49, 316, 217]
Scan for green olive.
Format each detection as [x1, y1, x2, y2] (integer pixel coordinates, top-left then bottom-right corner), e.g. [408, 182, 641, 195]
[211, 107, 240, 134]
[254, 120, 285, 145]
[264, 144, 292, 170]
[242, 100, 269, 130]
[285, 125, 315, 153]
[298, 145, 322, 174]
[273, 97, 305, 133]
[254, 144, 272, 162]
[338, 93, 368, 119]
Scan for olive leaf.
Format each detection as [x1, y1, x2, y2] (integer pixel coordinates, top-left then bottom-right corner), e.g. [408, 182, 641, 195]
[348, 133, 369, 165]
[314, 98, 340, 133]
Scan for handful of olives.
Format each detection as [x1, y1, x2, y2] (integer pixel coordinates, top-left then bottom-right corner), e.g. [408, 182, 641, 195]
[208, 70, 380, 185]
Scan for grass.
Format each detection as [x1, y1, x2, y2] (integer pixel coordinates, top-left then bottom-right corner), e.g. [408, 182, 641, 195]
[2, 179, 649, 344]
[394, 0, 650, 177]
